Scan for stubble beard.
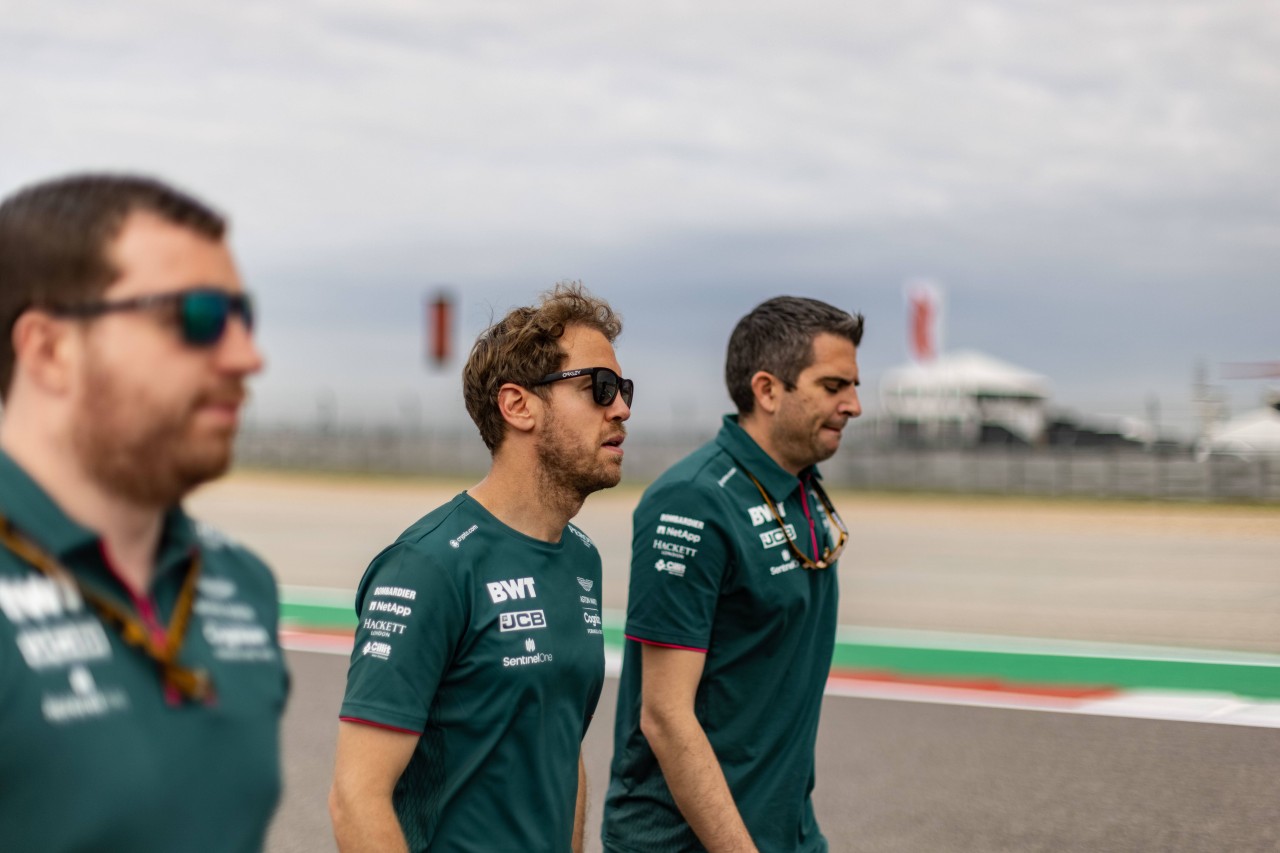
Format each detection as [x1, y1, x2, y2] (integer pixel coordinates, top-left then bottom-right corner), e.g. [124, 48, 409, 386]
[535, 407, 623, 513]
[773, 403, 840, 472]
[72, 362, 239, 508]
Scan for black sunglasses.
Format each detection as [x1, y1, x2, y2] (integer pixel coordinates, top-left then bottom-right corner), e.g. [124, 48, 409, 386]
[533, 366, 634, 408]
[50, 288, 255, 347]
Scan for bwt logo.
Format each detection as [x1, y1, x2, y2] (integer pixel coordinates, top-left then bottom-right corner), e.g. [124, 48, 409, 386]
[486, 577, 537, 603]
[747, 502, 786, 527]
[499, 609, 547, 632]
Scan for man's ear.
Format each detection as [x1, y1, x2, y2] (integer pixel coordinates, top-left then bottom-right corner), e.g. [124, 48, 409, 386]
[495, 382, 541, 436]
[9, 310, 78, 397]
[749, 370, 783, 416]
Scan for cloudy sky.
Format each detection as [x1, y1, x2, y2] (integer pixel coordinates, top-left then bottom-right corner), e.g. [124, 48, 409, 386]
[3, 1, 1277, 439]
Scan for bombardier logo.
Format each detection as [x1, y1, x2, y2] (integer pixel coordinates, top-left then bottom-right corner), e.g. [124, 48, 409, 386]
[659, 513, 705, 530]
[499, 610, 547, 632]
[486, 577, 537, 603]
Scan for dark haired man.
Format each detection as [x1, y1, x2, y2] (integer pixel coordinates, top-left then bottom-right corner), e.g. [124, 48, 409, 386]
[603, 296, 863, 853]
[330, 282, 632, 853]
[0, 174, 285, 852]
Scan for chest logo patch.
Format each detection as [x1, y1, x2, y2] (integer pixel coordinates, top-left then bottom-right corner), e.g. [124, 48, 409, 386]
[747, 502, 787, 527]
[759, 524, 797, 549]
[499, 609, 547, 632]
[486, 577, 537, 603]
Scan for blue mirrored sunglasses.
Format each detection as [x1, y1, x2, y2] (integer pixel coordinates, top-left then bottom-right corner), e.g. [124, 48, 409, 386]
[50, 288, 255, 347]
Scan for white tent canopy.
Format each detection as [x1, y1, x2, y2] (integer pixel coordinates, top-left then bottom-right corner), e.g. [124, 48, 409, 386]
[1200, 405, 1280, 459]
[881, 350, 1050, 398]
[879, 350, 1051, 445]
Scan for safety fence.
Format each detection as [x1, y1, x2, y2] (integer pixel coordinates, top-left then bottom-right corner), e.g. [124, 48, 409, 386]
[235, 425, 1280, 502]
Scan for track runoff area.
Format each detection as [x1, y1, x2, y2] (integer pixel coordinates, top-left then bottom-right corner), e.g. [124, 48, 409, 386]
[280, 586, 1280, 730]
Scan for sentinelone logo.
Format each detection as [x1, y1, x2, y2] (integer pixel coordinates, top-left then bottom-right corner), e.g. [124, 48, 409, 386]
[503, 650, 554, 667]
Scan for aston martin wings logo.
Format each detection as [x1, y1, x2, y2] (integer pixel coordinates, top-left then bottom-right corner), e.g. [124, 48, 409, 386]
[576, 577, 594, 592]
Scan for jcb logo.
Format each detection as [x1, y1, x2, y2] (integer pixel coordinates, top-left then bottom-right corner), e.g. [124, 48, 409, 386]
[759, 524, 796, 549]
[486, 577, 537, 603]
[499, 610, 547, 632]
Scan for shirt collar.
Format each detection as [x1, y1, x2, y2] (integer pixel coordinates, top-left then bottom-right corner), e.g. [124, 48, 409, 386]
[0, 449, 199, 576]
[714, 414, 821, 503]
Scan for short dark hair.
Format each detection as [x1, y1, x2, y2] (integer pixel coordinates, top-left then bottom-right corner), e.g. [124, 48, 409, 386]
[0, 173, 225, 399]
[463, 281, 622, 453]
[725, 296, 864, 414]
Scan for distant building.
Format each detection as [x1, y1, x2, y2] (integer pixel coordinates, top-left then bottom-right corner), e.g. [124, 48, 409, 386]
[879, 350, 1050, 446]
[1197, 391, 1280, 460]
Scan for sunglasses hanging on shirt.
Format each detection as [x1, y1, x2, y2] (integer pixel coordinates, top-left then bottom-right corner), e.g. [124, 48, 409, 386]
[742, 470, 848, 570]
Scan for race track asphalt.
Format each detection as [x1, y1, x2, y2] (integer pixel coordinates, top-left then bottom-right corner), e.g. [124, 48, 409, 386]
[268, 650, 1280, 853]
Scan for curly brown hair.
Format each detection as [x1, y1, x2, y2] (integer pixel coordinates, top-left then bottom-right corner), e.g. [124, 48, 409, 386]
[463, 281, 623, 453]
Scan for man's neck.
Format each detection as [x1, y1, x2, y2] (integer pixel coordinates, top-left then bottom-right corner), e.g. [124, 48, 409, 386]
[468, 454, 583, 544]
[737, 413, 802, 476]
[0, 427, 164, 594]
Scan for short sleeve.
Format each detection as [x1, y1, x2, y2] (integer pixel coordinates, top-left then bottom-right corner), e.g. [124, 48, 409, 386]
[339, 539, 466, 733]
[624, 481, 729, 651]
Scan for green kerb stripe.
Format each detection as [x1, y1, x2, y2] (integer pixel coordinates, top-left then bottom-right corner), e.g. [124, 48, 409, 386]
[279, 597, 1280, 699]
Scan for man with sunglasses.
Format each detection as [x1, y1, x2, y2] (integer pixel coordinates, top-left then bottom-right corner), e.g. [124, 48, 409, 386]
[604, 296, 863, 853]
[330, 283, 632, 853]
[0, 174, 285, 852]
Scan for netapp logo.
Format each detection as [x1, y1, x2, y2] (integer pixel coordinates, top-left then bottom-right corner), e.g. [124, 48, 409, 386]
[655, 525, 701, 543]
[486, 577, 537, 603]
[499, 610, 547, 632]
[368, 600, 412, 617]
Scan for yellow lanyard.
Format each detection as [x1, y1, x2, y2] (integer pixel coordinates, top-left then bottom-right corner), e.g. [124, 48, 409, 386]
[0, 515, 212, 702]
[742, 470, 848, 570]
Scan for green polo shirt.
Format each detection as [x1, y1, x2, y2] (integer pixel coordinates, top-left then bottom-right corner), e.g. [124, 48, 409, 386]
[603, 415, 840, 853]
[0, 451, 288, 853]
[340, 492, 606, 853]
